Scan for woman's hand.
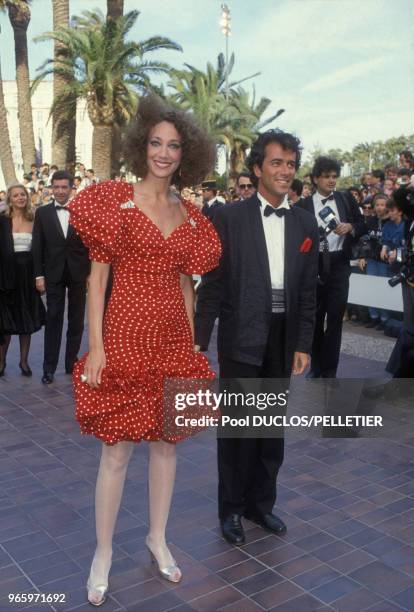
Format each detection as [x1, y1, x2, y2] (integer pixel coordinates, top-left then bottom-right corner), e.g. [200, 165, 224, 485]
[83, 347, 106, 388]
[358, 258, 366, 271]
[380, 246, 388, 261]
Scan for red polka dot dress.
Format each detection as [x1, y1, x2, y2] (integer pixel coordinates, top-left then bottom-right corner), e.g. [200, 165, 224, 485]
[68, 181, 222, 445]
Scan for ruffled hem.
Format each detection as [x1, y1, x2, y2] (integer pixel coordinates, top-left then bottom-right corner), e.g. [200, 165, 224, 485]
[73, 351, 216, 445]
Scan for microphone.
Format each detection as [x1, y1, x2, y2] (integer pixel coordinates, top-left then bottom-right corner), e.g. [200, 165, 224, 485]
[318, 205, 338, 235]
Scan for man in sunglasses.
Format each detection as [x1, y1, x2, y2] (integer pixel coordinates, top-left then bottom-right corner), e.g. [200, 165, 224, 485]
[236, 172, 256, 201]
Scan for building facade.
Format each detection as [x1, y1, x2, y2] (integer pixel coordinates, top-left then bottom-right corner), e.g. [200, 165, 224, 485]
[0, 80, 93, 189]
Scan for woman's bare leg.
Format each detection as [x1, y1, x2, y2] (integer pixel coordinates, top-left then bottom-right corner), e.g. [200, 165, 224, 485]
[88, 441, 134, 602]
[146, 440, 180, 576]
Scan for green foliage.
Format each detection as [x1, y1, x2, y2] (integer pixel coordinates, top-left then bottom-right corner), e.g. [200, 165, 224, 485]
[33, 9, 182, 128]
[167, 54, 284, 181]
[300, 135, 414, 184]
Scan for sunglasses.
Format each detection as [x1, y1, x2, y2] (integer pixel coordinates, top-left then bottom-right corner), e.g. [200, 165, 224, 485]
[239, 184, 254, 190]
[362, 205, 372, 209]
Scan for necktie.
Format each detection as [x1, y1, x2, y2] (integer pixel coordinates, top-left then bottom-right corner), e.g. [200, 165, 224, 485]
[263, 205, 287, 218]
[55, 205, 68, 211]
[321, 194, 334, 205]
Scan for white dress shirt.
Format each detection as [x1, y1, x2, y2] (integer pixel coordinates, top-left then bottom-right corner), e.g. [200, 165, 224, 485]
[257, 192, 289, 290]
[313, 191, 344, 252]
[55, 201, 70, 238]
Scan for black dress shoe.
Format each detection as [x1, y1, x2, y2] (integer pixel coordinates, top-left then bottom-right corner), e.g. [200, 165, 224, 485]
[19, 363, 32, 377]
[41, 372, 54, 385]
[244, 512, 287, 535]
[221, 514, 245, 545]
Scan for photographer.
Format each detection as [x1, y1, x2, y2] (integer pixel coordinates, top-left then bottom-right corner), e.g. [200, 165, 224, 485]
[357, 193, 390, 329]
[384, 186, 414, 379]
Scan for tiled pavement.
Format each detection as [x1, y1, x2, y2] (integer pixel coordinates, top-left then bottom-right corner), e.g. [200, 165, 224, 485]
[0, 322, 414, 611]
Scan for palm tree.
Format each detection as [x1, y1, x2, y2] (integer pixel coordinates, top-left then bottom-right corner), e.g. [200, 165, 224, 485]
[0, 4, 17, 185]
[169, 54, 284, 181]
[34, 9, 182, 179]
[169, 53, 259, 134]
[0, 51, 17, 185]
[51, 0, 75, 168]
[6, 0, 36, 171]
[107, 0, 123, 21]
[228, 87, 284, 176]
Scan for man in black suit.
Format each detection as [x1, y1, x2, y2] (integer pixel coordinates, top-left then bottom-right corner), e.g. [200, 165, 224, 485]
[195, 130, 319, 545]
[32, 170, 90, 384]
[201, 180, 224, 220]
[297, 157, 364, 378]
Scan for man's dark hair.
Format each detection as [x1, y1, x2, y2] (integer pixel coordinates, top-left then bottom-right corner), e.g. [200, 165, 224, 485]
[386, 196, 404, 212]
[237, 171, 251, 184]
[290, 178, 303, 197]
[50, 164, 58, 171]
[372, 169, 385, 182]
[348, 186, 362, 201]
[246, 129, 302, 187]
[87, 168, 94, 174]
[385, 163, 398, 173]
[311, 156, 341, 182]
[51, 170, 73, 186]
[398, 168, 411, 177]
[400, 149, 413, 162]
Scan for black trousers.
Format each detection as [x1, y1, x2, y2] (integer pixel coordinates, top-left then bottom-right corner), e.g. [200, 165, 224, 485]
[44, 264, 87, 373]
[218, 313, 286, 519]
[311, 252, 351, 377]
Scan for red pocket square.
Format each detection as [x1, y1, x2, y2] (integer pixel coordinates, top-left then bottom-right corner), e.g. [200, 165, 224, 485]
[299, 237, 313, 253]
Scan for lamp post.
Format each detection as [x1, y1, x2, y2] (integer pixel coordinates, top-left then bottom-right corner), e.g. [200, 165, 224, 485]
[220, 3, 231, 100]
[220, 4, 231, 185]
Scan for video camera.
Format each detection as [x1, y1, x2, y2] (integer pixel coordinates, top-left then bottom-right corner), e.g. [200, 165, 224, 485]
[352, 234, 382, 260]
[388, 248, 414, 287]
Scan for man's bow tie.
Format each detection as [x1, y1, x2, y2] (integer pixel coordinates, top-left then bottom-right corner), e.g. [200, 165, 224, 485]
[321, 194, 334, 205]
[55, 205, 69, 211]
[264, 205, 287, 218]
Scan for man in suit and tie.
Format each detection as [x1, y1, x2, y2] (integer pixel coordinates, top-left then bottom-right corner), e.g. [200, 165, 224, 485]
[297, 157, 365, 378]
[195, 130, 319, 545]
[201, 180, 224, 220]
[32, 170, 90, 384]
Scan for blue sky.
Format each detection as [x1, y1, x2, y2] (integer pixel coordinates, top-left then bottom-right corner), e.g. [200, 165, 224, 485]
[1, 0, 413, 158]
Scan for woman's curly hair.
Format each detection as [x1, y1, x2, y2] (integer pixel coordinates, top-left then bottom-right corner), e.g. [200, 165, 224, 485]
[123, 95, 216, 188]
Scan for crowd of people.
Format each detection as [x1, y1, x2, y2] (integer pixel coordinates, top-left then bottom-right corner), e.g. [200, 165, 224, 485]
[1, 91, 414, 607]
[0, 146, 413, 376]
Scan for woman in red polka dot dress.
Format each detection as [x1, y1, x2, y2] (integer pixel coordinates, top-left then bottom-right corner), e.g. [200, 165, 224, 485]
[68, 96, 221, 606]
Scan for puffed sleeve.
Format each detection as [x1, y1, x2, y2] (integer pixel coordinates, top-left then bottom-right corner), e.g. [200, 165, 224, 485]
[68, 181, 126, 263]
[180, 203, 222, 275]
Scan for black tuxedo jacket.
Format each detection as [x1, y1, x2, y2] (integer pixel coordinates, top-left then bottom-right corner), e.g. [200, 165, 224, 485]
[297, 191, 365, 258]
[32, 201, 90, 283]
[194, 194, 319, 369]
[201, 198, 224, 221]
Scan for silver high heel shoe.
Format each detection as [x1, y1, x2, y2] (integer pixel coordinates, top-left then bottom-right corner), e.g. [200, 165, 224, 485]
[86, 552, 111, 606]
[145, 537, 182, 583]
[86, 579, 108, 607]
